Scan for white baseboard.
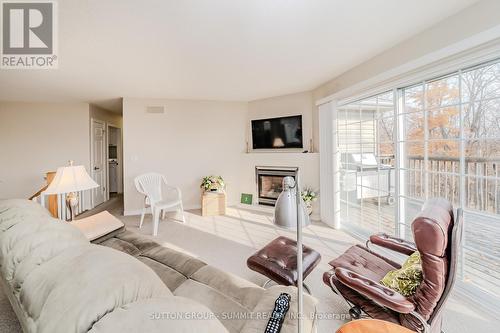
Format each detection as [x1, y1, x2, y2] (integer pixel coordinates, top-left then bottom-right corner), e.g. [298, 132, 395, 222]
[124, 204, 320, 221]
[235, 203, 274, 214]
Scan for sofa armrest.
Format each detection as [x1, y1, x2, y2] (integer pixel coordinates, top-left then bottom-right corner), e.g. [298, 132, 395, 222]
[335, 267, 415, 314]
[369, 233, 417, 256]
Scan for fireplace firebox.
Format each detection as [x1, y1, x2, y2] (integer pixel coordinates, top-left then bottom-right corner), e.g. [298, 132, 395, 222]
[255, 166, 299, 206]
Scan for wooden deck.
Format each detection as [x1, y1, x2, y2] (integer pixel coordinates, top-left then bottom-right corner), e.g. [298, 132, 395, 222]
[340, 198, 500, 296]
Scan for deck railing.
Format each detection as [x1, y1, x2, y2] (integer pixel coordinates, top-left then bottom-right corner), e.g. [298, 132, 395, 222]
[379, 154, 500, 214]
[406, 155, 500, 214]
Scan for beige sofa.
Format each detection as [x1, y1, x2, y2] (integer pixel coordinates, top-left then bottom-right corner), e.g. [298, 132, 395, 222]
[0, 199, 317, 333]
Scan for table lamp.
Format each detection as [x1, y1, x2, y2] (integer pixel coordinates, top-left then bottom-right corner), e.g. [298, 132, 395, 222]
[44, 161, 99, 221]
[274, 176, 310, 333]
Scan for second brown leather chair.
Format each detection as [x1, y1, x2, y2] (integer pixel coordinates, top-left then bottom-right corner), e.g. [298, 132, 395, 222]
[323, 198, 462, 333]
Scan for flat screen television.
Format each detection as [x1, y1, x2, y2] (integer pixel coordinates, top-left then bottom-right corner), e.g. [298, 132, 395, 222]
[251, 115, 303, 149]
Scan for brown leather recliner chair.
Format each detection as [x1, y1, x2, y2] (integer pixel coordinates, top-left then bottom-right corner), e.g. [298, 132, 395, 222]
[323, 198, 462, 333]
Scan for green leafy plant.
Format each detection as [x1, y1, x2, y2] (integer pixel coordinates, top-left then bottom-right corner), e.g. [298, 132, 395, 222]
[200, 175, 225, 192]
[301, 188, 318, 204]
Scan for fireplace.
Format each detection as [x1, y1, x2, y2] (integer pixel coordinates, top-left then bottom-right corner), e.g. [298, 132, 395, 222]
[255, 166, 299, 206]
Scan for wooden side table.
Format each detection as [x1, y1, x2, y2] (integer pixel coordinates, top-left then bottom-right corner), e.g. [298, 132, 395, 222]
[337, 319, 414, 333]
[201, 192, 226, 216]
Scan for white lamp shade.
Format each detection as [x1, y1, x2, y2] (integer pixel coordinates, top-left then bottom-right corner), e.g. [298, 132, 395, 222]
[44, 165, 99, 194]
[274, 177, 310, 230]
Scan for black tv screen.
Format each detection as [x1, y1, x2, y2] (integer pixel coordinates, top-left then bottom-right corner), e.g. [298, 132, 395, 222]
[251, 115, 303, 149]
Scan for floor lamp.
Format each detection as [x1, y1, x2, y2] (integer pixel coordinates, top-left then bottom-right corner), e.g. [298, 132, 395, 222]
[274, 176, 310, 333]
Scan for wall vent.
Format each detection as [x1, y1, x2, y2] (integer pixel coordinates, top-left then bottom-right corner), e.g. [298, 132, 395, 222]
[146, 106, 165, 114]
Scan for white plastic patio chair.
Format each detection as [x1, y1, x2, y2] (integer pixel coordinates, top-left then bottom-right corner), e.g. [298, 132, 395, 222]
[134, 173, 185, 236]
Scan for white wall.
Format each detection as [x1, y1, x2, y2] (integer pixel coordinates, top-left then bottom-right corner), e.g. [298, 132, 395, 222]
[89, 104, 123, 127]
[123, 96, 321, 218]
[247, 91, 316, 152]
[123, 98, 248, 214]
[0, 102, 90, 199]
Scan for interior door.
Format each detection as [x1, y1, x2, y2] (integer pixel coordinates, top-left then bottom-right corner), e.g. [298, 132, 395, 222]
[91, 119, 106, 207]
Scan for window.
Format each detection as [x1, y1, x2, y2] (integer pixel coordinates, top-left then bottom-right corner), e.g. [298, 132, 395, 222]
[336, 58, 500, 303]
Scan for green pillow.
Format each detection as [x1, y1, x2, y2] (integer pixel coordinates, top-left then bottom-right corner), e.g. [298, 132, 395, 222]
[380, 251, 423, 297]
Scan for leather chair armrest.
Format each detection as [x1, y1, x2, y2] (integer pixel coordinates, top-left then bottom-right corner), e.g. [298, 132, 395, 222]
[369, 233, 417, 256]
[334, 267, 415, 314]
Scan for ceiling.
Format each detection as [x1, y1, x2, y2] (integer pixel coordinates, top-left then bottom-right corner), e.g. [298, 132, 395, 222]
[0, 0, 479, 111]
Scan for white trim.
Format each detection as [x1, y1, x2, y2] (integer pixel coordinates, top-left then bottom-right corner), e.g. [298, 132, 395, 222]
[125, 206, 321, 221]
[90, 118, 107, 208]
[105, 124, 109, 202]
[319, 101, 339, 228]
[395, 88, 405, 238]
[316, 27, 500, 106]
[105, 123, 123, 200]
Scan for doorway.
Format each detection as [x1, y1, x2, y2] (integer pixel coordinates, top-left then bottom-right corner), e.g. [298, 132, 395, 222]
[106, 125, 123, 200]
[90, 119, 123, 208]
[90, 119, 107, 207]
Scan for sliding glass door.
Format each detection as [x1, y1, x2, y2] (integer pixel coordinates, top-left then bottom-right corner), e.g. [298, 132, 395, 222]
[337, 92, 396, 236]
[336, 57, 500, 303]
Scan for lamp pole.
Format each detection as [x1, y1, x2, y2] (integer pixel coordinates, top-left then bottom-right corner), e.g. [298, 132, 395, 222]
[273, 175, 306, 333]
[295, 177, 303, 333]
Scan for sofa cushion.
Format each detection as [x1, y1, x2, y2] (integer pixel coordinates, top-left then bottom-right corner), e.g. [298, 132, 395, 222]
[102, 229, 161, 252]
[88, 297, 229, 333]
[240, 285, 318, 333]
[140, 242, 207, 279]
[190, 265, 264, 310]
[0, 199, 50, 220]
[137, 256, 189, 291]
[174, 279, 252, 333]
[20, 245, 172, 333]
[0, 202, 58, 265]
[3, 222, 88, 283]
[99, 237, 142, 257]
[99, 230, 208, 291]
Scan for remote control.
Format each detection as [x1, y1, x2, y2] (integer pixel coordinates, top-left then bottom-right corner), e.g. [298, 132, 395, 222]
[264, 293, 291, 333]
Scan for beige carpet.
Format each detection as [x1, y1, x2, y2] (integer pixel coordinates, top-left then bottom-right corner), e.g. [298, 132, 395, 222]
[0, 290, 21, 332]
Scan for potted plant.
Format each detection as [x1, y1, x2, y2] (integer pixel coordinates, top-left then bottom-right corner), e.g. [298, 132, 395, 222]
[301, 188, 318, 216]
[200, 175, 225, 193]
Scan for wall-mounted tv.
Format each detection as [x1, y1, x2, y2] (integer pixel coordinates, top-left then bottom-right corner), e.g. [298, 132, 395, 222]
[251, 115, 303, 149]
